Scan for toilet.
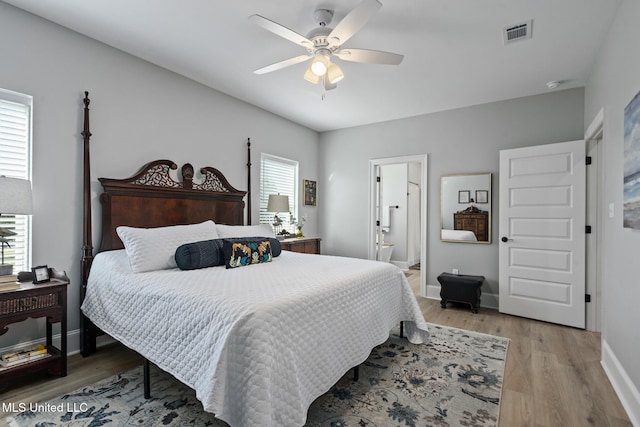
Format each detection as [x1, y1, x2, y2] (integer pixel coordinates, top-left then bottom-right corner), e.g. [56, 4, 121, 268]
[377, 243, 394, 263]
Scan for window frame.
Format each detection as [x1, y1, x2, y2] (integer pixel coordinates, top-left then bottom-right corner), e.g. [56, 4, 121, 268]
[0, 88, 33, 272]
[259, 153, 299, 234]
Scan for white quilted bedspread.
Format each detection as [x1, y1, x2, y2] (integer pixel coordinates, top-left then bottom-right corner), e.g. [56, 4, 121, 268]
[82, 250, 430, 427]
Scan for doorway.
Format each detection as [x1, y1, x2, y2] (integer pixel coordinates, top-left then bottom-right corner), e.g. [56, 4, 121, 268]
[368, 155, 428, 297]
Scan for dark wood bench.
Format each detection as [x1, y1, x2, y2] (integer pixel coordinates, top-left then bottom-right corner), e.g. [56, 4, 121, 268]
[437, 272, 485, 313]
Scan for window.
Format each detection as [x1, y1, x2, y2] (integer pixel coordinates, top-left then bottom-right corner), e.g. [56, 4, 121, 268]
[260, 153, 298, 234]
[0, 89, 32, 272]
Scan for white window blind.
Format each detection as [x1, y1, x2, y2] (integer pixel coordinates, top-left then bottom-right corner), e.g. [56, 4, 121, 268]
[0, 89, 32, 272]
[260, 154, 298, 233]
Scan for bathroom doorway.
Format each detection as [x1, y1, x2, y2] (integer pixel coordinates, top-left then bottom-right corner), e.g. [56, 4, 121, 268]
[368, 155, 428, 297]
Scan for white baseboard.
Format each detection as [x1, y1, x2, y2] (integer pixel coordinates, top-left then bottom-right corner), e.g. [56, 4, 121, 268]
[601, 339, 640, 426]
[425, 284, 498, 310]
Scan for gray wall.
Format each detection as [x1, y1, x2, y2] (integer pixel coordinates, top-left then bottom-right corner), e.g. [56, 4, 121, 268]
[319, 88, 585, 301]
[0, 3, 319, 351]
[584, 0, 640, 418]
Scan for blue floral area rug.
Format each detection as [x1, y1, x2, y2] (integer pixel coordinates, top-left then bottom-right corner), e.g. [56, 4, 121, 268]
[7, 324, 508, 427]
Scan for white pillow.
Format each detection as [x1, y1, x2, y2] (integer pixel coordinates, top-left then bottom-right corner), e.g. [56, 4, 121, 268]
[117, 220, 219, 273]
[215, 223, 275, 239]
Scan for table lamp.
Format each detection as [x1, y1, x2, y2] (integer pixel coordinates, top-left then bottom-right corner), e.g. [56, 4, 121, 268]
[266, 194, 290, 237]
[0, 176, 33, 275]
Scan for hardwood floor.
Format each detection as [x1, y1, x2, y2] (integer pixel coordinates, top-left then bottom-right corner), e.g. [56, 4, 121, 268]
[0, 273, 633, 427]
[406, 271, 632, 427]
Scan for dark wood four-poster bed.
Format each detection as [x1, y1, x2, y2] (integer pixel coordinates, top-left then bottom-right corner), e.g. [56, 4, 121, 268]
[78, 92, 430, 426]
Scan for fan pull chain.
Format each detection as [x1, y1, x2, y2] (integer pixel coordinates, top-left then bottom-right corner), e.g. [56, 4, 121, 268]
[321, 75, 327, 100]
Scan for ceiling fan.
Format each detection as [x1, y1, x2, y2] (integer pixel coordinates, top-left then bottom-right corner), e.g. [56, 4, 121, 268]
[249, 0, 404, 91]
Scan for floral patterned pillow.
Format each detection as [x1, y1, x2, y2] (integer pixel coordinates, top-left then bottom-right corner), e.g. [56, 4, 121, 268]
[223, 238, 273, 269]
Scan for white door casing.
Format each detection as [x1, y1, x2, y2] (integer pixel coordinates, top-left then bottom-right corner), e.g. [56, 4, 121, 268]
[375, 165, 383, 261]
[499, 140, 586, 328]
[584, 108, 604, 333]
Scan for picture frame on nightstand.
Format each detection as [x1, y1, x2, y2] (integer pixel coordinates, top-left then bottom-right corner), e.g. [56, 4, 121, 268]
[31, 265, 50, 284]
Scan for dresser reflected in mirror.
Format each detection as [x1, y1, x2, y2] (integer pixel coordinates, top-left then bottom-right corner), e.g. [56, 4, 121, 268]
[440, 173, 492, 243]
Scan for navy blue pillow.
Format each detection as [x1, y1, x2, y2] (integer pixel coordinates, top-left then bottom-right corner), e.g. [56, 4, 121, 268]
[175, 237, 281, 270]
[175, 238, 225, 270]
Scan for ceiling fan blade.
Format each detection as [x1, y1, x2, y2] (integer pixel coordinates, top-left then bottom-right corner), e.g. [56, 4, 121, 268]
[249, 14, 314, 49]
[327, 0, 382, 47]
[334, 48, 404, 65]
[254, 55, 312, 74]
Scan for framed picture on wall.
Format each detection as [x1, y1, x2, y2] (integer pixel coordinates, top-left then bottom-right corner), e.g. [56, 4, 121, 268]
[303, 179, 316, 206]
[624, 89, 640, 230]
[475, 190, 489, 204]
[458, 190, 470, 204]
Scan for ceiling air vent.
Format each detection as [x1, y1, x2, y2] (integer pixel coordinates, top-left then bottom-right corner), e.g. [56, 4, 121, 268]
[503, 19, 532, 44]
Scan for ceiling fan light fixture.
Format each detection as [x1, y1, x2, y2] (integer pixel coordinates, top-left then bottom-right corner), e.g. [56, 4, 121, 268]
[250, 0, 403, 91]
[310, 53, 330, 76]
[327, 63, 344, 84]
[303, 66, 320, 84]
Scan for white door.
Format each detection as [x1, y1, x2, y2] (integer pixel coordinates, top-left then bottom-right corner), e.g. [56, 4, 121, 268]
[499, 140, 586, 328]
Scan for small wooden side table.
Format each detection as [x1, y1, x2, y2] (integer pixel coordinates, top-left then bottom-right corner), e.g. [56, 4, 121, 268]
[0, 268, 69, 388]
[280, 237, 321, 254]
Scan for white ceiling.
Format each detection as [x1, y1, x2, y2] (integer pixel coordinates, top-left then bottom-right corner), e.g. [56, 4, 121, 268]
[3, 0, 621, 132]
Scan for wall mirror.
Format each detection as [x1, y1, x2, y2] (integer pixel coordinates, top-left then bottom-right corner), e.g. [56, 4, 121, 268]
[440, 173, 492, 244]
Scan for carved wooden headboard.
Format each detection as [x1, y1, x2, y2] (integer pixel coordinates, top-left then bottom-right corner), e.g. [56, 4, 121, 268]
[98, 160, 246, 252]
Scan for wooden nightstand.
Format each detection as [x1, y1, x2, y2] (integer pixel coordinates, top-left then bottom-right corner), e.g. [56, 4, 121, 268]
[0, 268, 69, 388]
[280, 237, 321, 254]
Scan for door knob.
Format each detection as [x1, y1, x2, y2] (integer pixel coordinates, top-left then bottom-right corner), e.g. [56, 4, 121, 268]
[501, 236, 510, 242]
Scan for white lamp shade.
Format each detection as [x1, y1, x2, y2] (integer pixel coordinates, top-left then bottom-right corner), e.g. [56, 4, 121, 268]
[327, 63, 345, 84]
[311, 55, 330, 76]
[267, 194, 290, 213]
[304, 66, 320, 84]
[0, 176, 33, 215]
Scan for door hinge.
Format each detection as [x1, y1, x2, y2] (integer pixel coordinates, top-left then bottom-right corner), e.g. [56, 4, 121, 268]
[376, 176, 381, 182]
[376, 220, 380, 226]
[585, 294, 591, 303]
[585, 225, 592, 234]
[586, 156, 592, 165]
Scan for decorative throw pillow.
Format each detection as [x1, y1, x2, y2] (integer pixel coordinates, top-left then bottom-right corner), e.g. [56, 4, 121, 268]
[175, 237, 282, 271]
[116, 220, 218, 273]
[223, 238, 273, 269]
[175, 239, 225, 270]
[216, 224, 275, 238]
